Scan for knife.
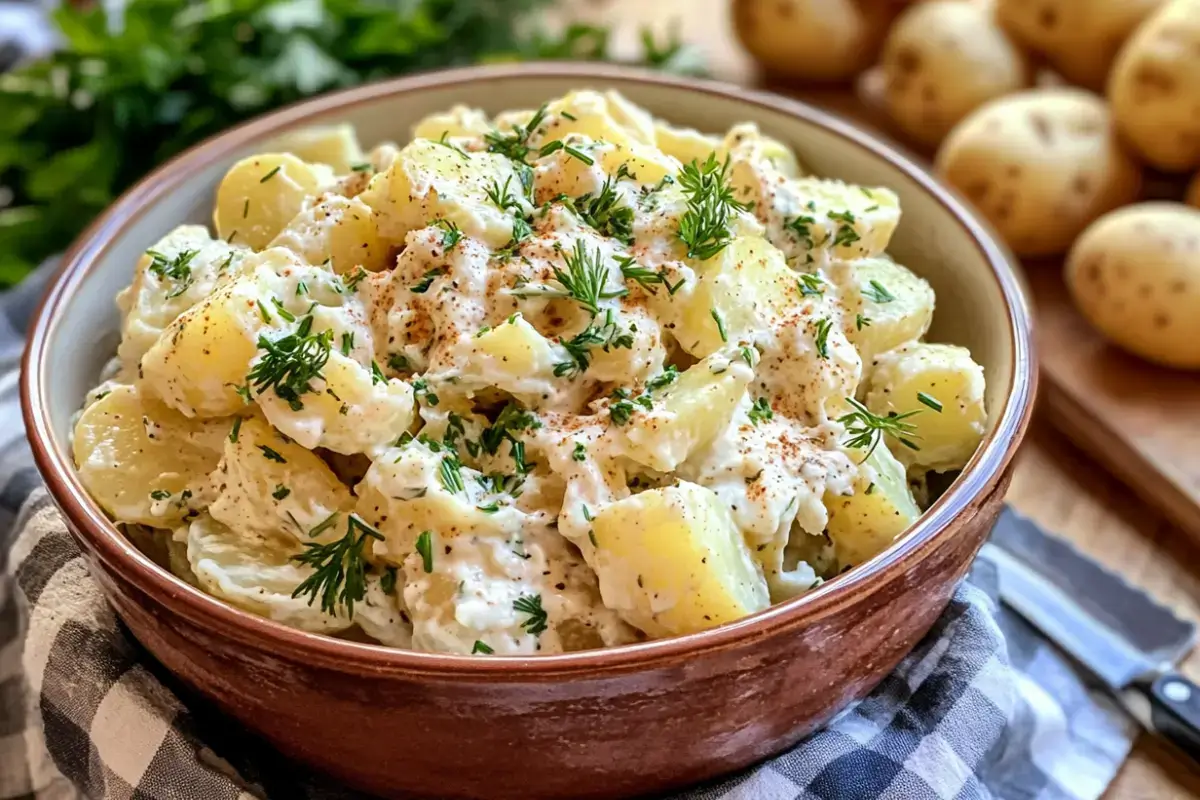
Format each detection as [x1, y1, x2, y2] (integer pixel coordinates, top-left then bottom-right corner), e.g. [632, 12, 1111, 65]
[979, 508, 1200, 763]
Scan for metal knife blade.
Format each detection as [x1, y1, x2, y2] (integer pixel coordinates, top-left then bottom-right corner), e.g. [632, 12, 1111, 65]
[979, 507, 1196, 691]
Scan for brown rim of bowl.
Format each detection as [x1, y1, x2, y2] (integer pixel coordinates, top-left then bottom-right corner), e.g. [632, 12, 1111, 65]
[22, 63, 1036, 679]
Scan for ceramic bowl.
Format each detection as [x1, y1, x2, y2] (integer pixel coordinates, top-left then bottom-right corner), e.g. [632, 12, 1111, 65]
[22, 64, 1035, 800]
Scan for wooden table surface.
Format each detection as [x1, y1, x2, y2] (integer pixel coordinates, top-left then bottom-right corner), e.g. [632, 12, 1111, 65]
[570, 0, 1200, 795]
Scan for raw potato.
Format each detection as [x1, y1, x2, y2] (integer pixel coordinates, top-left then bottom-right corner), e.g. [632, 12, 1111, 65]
[881, 1, 1032, 147]
[731, 0, 900, 83]
[935, 88, 1141, 256]
[1109, 0, 1200, 171]
[996, 0, 1164, 90]
[1066, 202, 1200, 369]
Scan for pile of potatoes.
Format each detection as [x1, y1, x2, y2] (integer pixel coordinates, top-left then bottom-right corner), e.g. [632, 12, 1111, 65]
[734, 0, 1200, 370]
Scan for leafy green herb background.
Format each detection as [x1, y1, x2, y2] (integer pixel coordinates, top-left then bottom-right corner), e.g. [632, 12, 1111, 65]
[0, 0, 699, 287]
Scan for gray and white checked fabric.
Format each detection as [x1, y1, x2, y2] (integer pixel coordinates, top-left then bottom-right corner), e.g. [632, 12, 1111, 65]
[0, 262, 1141, 799]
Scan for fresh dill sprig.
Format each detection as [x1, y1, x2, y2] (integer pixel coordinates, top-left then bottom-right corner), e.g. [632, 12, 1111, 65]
[837, 397, 922, 459]
[677, 154, 749, 260]
[797, 273, 825, 297]
[472, 640, 494, 654]
[290, 514, 383, 618]
[513, 593, 549, 636]
[411, 267, 446, 294]
[645, 364, 679, 391]
[572, 442, 587, 461]
[438, 453, 466, 494]
[146, 248, 199, 299]
[553, 310, 633, 378]
[813, 318, 832, 359]
[480, 403, 541, 457]
[749, 397, 774, 425]
[785, 215, 816, 249]
[544, 241, 627, 315]
[538, 139, 594, 165]
[432, 218, 463, 250]
[576, 176, 634, 243]
[856, 313, 871, 331]
[917, 392, 943, 412]
[433, 131, 470, 160]
[246, 315, 333, 411]
[415, 530, 434, 573]
[484, 103, 549, 163]
[615, 254, 675, 294]
[711, 308, 728, 342]
[862, 279, 895, 303]
[828, 210, 860, 248]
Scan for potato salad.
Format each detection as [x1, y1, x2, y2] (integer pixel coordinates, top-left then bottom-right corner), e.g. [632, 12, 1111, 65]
[73, 90, 988, 656]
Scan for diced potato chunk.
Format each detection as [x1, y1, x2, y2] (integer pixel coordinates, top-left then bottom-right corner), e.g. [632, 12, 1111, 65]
[654, 122, 720, 166]
[269, 195, 391, 274]
[355, 440, 514, 563]
[719, 123, 803, 203]
[864, 342, 987, 473]
[618, 351, 753, 472]
[836, 257, 935, 367]
[213, 153, 332, 250]
[208, 417, 354, 539]
[824, 444, 920, 569]
[668, 235, 796, 356]
[589, 481, 769, 637]
[115, 225, 248, 368]
[268, 124, 364, 173]
[185, 513, 352, 634]
[598, 140, 679, 187]
[463, 314, 560, 399]
[360, 139, 529, 249]
[536, 90, 655, 150]
[255, 352, 415, 457]
[412, 105, 491, 141]
[73, 385, 226, 527]
[139, 276, 262, 418]
[768, 179, 901, 265]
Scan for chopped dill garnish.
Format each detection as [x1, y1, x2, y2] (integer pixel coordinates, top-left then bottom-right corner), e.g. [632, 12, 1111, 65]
[677, 154, 750, 260]
[246, 315, 332, 411]
[513, 593, 548, 636]
[290, 514, 383, 617]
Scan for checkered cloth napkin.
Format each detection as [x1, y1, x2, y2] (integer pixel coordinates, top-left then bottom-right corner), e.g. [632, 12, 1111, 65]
[0, 261, 1142, 800]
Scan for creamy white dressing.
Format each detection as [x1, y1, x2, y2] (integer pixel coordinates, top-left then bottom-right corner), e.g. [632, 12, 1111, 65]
[76, 90, 982, 654]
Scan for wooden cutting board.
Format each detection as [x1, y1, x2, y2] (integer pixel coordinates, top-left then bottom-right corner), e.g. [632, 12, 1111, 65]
[778, 81, 1200, 543]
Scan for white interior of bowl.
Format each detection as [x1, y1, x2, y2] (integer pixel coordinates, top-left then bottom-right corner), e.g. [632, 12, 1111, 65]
[41, 73, 1021, 483]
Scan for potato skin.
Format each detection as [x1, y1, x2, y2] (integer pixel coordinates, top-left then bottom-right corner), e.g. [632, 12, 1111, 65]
[881, 0, 1032, 147]
[934, 88, 1141, 256]
[996, 0, 1164, 90]
[1108, 0, 1200, 172]
[732, 0, 901, 83]
[1066, 202, 1200, 369]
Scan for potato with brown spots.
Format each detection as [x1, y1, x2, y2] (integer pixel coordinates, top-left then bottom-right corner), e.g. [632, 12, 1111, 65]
[881, 1, 1032, 147]
[1108, 0, 1200, 172]
[995, 0, 1164, 90]
[934, 88, 1141, 256]
[1066, 203, 1200, 369]
[732, 0, 901, 83]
